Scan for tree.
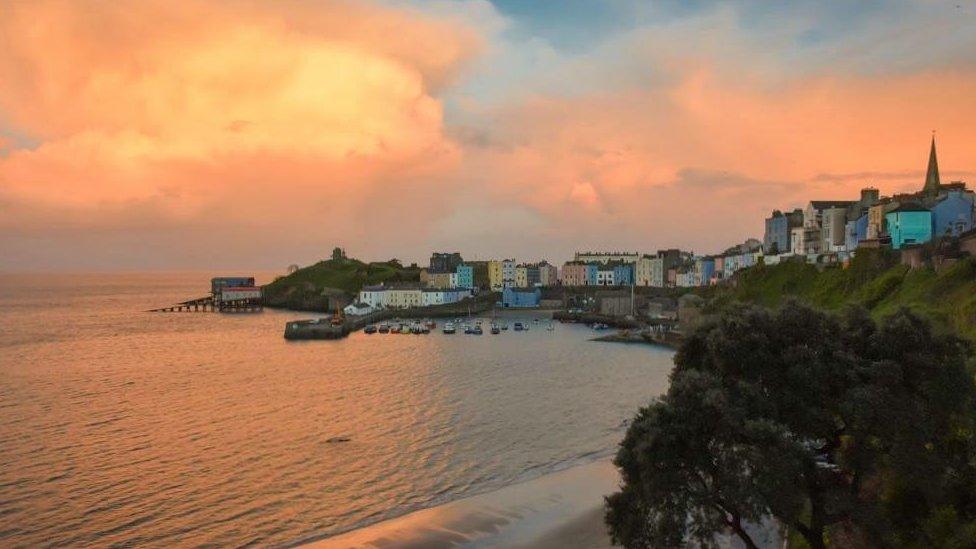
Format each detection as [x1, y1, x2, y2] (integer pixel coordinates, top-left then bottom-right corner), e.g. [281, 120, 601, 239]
[606, 301, 976, 548]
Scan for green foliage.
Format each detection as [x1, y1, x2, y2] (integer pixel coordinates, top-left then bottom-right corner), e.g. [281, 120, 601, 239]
[705, 253, 976, 344]
[606, 302, 976, 548]
[261, 257, 421, 310]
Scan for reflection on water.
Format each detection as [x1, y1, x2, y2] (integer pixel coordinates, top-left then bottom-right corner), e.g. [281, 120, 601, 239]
[0, 273, 674, 547]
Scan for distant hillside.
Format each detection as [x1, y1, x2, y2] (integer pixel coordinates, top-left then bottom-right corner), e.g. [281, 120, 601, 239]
[262, 258, 421, 311]
[703, 249, 976, 344]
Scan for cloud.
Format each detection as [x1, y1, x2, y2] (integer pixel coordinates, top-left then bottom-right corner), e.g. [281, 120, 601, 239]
[1, 0, 976, 270]
[0, 0, 482, 268]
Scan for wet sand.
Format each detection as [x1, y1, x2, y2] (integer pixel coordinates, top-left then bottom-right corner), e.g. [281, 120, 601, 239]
[306, 460, 619, 548]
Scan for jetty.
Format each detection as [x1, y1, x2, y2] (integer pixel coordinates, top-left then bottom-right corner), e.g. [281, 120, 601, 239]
[149, 277, 263, 313]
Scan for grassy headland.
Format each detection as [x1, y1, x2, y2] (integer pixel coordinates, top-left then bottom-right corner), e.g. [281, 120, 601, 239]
[701, 248, 976, 344]
[262, 258, 422, 311]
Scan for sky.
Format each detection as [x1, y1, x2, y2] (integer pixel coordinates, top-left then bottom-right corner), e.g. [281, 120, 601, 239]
[1, 0, 975, 271]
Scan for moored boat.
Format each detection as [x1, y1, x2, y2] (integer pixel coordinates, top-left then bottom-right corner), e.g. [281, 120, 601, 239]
[442, 322, 456, 334]
[364, 325, 377, 334]
[513, 322, 524, 331]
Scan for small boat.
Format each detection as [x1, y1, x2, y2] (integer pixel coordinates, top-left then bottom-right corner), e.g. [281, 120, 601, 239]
[501, 323, 509, 331]
[443, 322, 456, 334]
[378, 324, 390, 334]
[364, 325, 377, 334]
[390, 325, 401, 334]
[463, 324, 473, 334]
[426, 319, 437, 330]
[472, 325, 483, 335]
[490, 324, 500, 335]
[513, 322, 524, 331]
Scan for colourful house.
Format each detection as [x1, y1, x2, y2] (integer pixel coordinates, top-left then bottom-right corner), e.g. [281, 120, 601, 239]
[502, 287, 541, 308]
[455, 264, 474, 289]
[885, 203, 932, 249]
[930, 190, 975, 238]
[585, 264, 598, 286]
[612, 263, 634, 286]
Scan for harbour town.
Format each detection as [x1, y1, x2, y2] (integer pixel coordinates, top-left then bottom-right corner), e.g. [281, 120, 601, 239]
[5, 2, 976, 548]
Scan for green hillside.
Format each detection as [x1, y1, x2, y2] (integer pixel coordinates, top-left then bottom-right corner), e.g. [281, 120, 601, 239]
[262, 257, 422, 311]
[704, 249, 976, 343]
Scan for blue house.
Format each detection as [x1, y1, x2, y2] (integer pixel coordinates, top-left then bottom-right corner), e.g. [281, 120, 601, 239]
[696, 258, 715, 286]
[456, 264, 474, 289]
[612, 263, 633, 285]
[502, 287, 541, 308]
[885, 203, 932, 249]
[930, 191, 975, 238]
[584, 264, 598, 286]
[845, 213, 868, 251]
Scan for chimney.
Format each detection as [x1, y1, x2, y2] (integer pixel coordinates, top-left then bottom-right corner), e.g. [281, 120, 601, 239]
[860, 187, 879, 205]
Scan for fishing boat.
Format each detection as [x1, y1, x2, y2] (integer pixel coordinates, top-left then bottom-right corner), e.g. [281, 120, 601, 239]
[364, 325, 377, 334]
[442, 322, 456, 334]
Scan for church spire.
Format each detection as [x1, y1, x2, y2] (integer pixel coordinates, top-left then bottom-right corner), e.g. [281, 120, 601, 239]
[923, 133, 941, 195]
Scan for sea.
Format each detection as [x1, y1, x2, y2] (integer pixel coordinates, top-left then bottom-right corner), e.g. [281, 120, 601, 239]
[0, 272, 675, 547]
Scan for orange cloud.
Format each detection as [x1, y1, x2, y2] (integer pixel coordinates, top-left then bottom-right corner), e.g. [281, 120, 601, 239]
[0, 0, 477, 218]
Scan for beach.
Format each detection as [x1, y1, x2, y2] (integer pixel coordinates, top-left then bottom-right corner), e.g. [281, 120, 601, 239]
[308, 459, 783, 548]
[306, 460, 619, 548]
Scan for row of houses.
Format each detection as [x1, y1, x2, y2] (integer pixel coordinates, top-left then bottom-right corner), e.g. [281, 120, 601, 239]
[764, 137, 975, 259]
[350, 285, 473, 314]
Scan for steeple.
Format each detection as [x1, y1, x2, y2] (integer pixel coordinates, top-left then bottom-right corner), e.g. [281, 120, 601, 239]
[923, 134, 941, 195]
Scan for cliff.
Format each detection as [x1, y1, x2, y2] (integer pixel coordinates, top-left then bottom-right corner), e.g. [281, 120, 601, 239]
[703, 249, 976, 344]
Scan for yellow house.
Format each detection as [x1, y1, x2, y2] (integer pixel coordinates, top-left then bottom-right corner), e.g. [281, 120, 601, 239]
[386, 288, 423, 309]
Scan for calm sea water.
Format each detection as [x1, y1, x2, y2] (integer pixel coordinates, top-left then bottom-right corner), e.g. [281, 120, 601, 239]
[0, 272, 674, 547]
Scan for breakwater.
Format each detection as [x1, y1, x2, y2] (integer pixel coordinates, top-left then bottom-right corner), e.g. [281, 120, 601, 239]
[284, 295, 497, 340]
[552, 311, 641, 329]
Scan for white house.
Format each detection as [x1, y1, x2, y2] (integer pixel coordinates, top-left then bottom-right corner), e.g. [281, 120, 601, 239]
[596, 269, 615, 286]
[359, 285, 388, 309]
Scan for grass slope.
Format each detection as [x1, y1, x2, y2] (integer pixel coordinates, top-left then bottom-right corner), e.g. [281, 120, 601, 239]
[705, 249, 976, 344]
[262, 258, 422, 310]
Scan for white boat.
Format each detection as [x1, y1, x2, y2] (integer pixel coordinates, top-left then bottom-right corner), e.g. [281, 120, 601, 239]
[443, 322, 456, 334]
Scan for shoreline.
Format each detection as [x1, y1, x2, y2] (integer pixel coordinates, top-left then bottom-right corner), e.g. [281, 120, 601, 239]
[302, 460, 620, 548]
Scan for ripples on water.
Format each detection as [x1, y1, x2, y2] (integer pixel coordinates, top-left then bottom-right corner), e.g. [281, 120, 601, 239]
[0, 273, 674, 547]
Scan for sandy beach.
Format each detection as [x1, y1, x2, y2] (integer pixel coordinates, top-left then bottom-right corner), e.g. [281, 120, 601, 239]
[306, 458, 783, 548]
[306, 460, 619, 548]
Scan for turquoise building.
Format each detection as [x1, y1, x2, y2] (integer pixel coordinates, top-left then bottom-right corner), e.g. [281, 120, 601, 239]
[885, 203, 932, 249]
[455, 264, 474, 289]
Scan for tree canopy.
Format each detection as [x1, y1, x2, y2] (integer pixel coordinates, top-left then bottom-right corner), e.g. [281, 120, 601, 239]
[606, 301, 976, 548]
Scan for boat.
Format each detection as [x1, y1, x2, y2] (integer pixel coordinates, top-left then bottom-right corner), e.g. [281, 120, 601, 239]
[592, 323, 610, 330]
[442, 322, 456, 334]
[390, 324, 401, 334]
[425, 319, 437, 330]
[463, 324, 473, 334]
[490, 324, 500, 335]
[378, 323, 390, 334]
[501, 323, 509, 331]
[364, 325, 377, 334]
[513, 322, 524, 331]
[546, 322, 555, 331]
[472, 325, 483, 335]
